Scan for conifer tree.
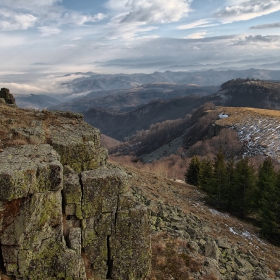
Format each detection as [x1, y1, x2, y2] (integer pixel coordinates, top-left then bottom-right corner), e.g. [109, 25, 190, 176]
[232, 157, 255, 218]
[212, 151, 227, 208]
[185, 156, 200, 186]
[257, 157, 279, 242]
[225, 156, 235, 211]
[198, 158, 213, 192]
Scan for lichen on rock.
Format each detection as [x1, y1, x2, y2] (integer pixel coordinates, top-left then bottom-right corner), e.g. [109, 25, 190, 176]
[0, 100, 151, 280]
[63, 166, 151, 280]
[0, 144, 62, 201]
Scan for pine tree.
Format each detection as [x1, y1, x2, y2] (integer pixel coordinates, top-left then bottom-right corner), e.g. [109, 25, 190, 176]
[198, 158, 213, 192]
[232, 157, 256, 218]
[257, 157, 279, 243]
[185, 156, 200, 186]
[212, 151, 227, 209]
[225, 156, 235, 211]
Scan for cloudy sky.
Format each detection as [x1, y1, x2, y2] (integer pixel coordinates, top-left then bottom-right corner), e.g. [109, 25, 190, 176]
[1, 0, 280, 94]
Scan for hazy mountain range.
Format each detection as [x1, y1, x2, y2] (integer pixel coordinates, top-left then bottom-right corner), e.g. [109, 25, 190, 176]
[71, 79, 280, 142]
[65, 68, 280, 93]
[14, 68, 280, 110]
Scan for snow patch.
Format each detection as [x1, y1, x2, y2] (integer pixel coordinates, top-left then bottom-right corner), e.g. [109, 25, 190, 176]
[229, 227, 238, 235]
[209, 208, 229, 218]
[219, 113, 229, 119]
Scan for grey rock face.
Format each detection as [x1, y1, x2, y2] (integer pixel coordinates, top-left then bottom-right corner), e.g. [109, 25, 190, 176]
[12, 122, 46, 144]
[0, 105, 151, 280]
[48, 115, 108, 172]
[63, 167, 151, 280]
[0, 144, 62, 201]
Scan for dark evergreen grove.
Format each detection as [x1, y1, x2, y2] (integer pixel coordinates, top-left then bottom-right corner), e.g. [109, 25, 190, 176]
[185, 154, 280, 246]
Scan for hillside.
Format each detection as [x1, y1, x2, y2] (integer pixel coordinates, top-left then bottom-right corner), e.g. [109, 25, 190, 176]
[49, 83, 218, 113]
[151, 105, 280, 164]
[214, 106, 280, 161]
[180, 105, 280, 162]
[56, 79, 280, 144]
[83, 95, 221, 141]
[109, 103, 280, 185]
[1, 92, 280, 279]
[118, 163, 280, 280]
[219, 79, 280, 109]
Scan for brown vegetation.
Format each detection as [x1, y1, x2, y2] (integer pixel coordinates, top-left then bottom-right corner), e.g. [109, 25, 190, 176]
[100, 134, 122, 152]
[110, 154, 188, 180]
[146, 233, 193, 280]
[186, 128, 243, 158]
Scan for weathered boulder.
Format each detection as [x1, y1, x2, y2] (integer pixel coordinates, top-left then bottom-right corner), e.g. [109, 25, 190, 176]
[204, 240, 220, 261]
[47, 112, 108, 172]
[216, 237, 231, 249]
[0, 144, 62, 201]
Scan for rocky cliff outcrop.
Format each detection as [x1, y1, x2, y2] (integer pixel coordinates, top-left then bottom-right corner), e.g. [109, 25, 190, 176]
[0, 102, 151, 279]
[0, 88, 16, 105]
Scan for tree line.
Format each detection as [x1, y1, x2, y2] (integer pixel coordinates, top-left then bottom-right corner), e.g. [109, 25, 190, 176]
[185, 152, 280, 246]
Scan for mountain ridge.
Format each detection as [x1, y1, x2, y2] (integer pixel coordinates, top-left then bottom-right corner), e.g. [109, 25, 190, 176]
[1, 91, 280, 279]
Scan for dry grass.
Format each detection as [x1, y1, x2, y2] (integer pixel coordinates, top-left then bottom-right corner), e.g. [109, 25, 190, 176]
[147, 233, 192, 280]
[110, 154, 188, 180]
[100, 134, 122, 151]
[0, 103, 82, 148]
[215, 106, 280, 126]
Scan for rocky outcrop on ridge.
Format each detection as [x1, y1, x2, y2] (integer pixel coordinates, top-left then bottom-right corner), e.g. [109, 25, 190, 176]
[0, 102, 150, 279]
[0, 88, 16, 105]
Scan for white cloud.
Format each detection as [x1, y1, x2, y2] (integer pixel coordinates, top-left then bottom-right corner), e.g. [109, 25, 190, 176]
[177, 19, 213, 30]
[0, 9, 37, 30]
[71, 37, 82, 41]
[60, 12, 107, 26]
[106, 22, 158, 39]
[0, 1, 106, 33]
[107, 0, 192, 24]
[0, 34, 25, 47]
[216, 0, 280, 23]
[38, 26, 61, 36]
[231, 34, 280, 45]
[184, 31, 208, 39]
[0, 0, 62, 12]
[0, 82, 47, 94]
[250, 22, 280, 29]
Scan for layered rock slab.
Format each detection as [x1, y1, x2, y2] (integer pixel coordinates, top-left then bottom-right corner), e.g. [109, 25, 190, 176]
[0, 144, 62, 201]
[64, 166, 151, 280]
[48, 114, 108, 172]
